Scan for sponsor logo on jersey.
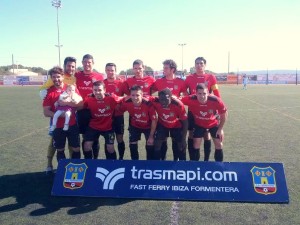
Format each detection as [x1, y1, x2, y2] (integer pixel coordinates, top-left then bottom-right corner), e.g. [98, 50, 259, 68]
[84, 81, 91, 86]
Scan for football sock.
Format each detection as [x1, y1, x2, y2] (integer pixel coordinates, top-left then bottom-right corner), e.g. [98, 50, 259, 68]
[92, 140, 100, 159]
[214, 149, 223, 162]
[72, 151, 81, 159]
[56, 151, 66, 161]
[178, 143, 186, 161]
[204, 139, 212, 161]
[187, 138, 193, 160]
[106, 151, 117, 160]
[83, 150, 93, 159]
[146, 145, 154, 160]
[190, 148, 200, 161]
[47, 139, 55, 167]
[118, 141, 125, 160]
[129, 144, 139, 160]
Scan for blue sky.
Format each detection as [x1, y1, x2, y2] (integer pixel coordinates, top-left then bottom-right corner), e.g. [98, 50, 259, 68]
[0, 0, 299, 73]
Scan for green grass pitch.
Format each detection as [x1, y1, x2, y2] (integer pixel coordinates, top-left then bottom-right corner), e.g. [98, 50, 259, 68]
[0, 85, 300, 225]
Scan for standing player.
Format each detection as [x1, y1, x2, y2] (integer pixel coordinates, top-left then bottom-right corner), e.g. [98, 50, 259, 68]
[150, 88, 188, 161]
[119, 85, 157, 160]
[75, 54, 104, 159]
[40, 56, 77, 174]
[123, 59, 155, 97]
[82, 81, 123, 159]
[103, 63, 126, 159]
[242, 75, 249, 90]
[181, 84, 227, 161]
[185, 57, 221, 161]
[43, 66, 82, 162]
[152, 59, 188, 160]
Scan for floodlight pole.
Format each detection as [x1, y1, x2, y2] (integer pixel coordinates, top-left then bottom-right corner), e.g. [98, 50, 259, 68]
[52, 0, 62, 67]
[178, 43, 186, 75]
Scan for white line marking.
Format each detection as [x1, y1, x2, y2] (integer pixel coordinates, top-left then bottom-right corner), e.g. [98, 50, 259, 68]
[170, 201, 180, 225]
[231, 95, 300, 121]
[0, 127, 48, 147]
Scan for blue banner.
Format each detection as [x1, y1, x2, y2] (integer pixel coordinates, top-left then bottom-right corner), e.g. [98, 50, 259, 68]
[52, 159, 289, 203]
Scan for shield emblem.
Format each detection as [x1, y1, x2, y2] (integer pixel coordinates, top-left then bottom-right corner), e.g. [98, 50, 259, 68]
[63, 163, 88, 190]
[250, 166, 277, 195]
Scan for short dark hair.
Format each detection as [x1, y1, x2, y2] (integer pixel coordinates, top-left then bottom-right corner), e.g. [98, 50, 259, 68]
[105, 63, 117, 70]
[130, 85, 142, 92]
[158, 88, 172, 98]
[195, 57, 206, 64]
[133, 59, 144, 67]
[93, 80, 105, 88]
[196, 83, 207, 91]
[63, 57, 76, 67]
[163, 59, 177, 73]
[82, 54, 94, 62]
[49, 66, 64, 77]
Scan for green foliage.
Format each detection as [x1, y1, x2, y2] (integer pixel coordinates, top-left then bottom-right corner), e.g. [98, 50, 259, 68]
[0, 65, 47, 75]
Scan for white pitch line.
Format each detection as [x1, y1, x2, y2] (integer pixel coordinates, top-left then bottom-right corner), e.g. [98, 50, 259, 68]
[0, 127, 48, 148]
[170, 201, 180, 225]
[232, 95, 300, 121]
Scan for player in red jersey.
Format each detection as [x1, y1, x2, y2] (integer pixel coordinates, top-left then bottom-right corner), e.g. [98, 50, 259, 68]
[75, 54, 104, 159]
[119, 85, 157, 160]
[181, 83, 227, 161]
[185, 57, 221, 161]
[81, 81, 123, 159]
[152, 59, 188, 160]
[40, 56, 77, 174]
[43, 66, 82, 162]
[150, 88, 188, 160]
[123, 59, 155, 97]
[103, 63, 126, 159]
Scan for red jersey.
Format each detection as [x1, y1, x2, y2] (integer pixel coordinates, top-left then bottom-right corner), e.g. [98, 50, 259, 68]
[181, 95, 227, 128]
[43, 84, 78, 128]
[152, 77, 187, 97]
[75, 71, 104, 98]
[185, 73, 220, 97]
[150, 96, 187, 128]
[103, 78, 125, 96]
[84, 94, 122, 131]
[123, 76, 155, 96]
[119, 98, 157, 129]
[103, 78, 125, 116]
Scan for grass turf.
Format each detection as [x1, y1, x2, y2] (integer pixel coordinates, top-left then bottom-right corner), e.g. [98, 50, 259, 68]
[0, 85, 300, 225]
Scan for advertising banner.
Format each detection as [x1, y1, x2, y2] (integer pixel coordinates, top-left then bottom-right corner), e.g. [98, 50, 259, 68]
[52, 159, 289, 203]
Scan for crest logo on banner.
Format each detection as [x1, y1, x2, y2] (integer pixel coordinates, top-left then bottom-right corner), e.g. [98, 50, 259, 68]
[63, 163, 88, 190]
[96, 167, 125, 190]
[251, 166, 277, 195]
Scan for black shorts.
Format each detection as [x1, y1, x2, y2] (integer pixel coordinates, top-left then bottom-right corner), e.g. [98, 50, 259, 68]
[76, 108, 91, 134]
[188, 110, 195, 131]
[129, 126, 150, 142]
[155, 123, 182, 142]
[53, 125, 80, 149]
[113, 115, 124, 135]
[84, 127, 115, 145]
[193, 124, 219, 138]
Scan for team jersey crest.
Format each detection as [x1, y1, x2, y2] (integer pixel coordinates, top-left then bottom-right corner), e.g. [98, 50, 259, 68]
[63, 163, 88, 190]
[251, 166, 277, 195]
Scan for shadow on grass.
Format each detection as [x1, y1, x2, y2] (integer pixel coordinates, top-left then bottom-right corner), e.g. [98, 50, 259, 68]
[0, 172, 132, 216]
